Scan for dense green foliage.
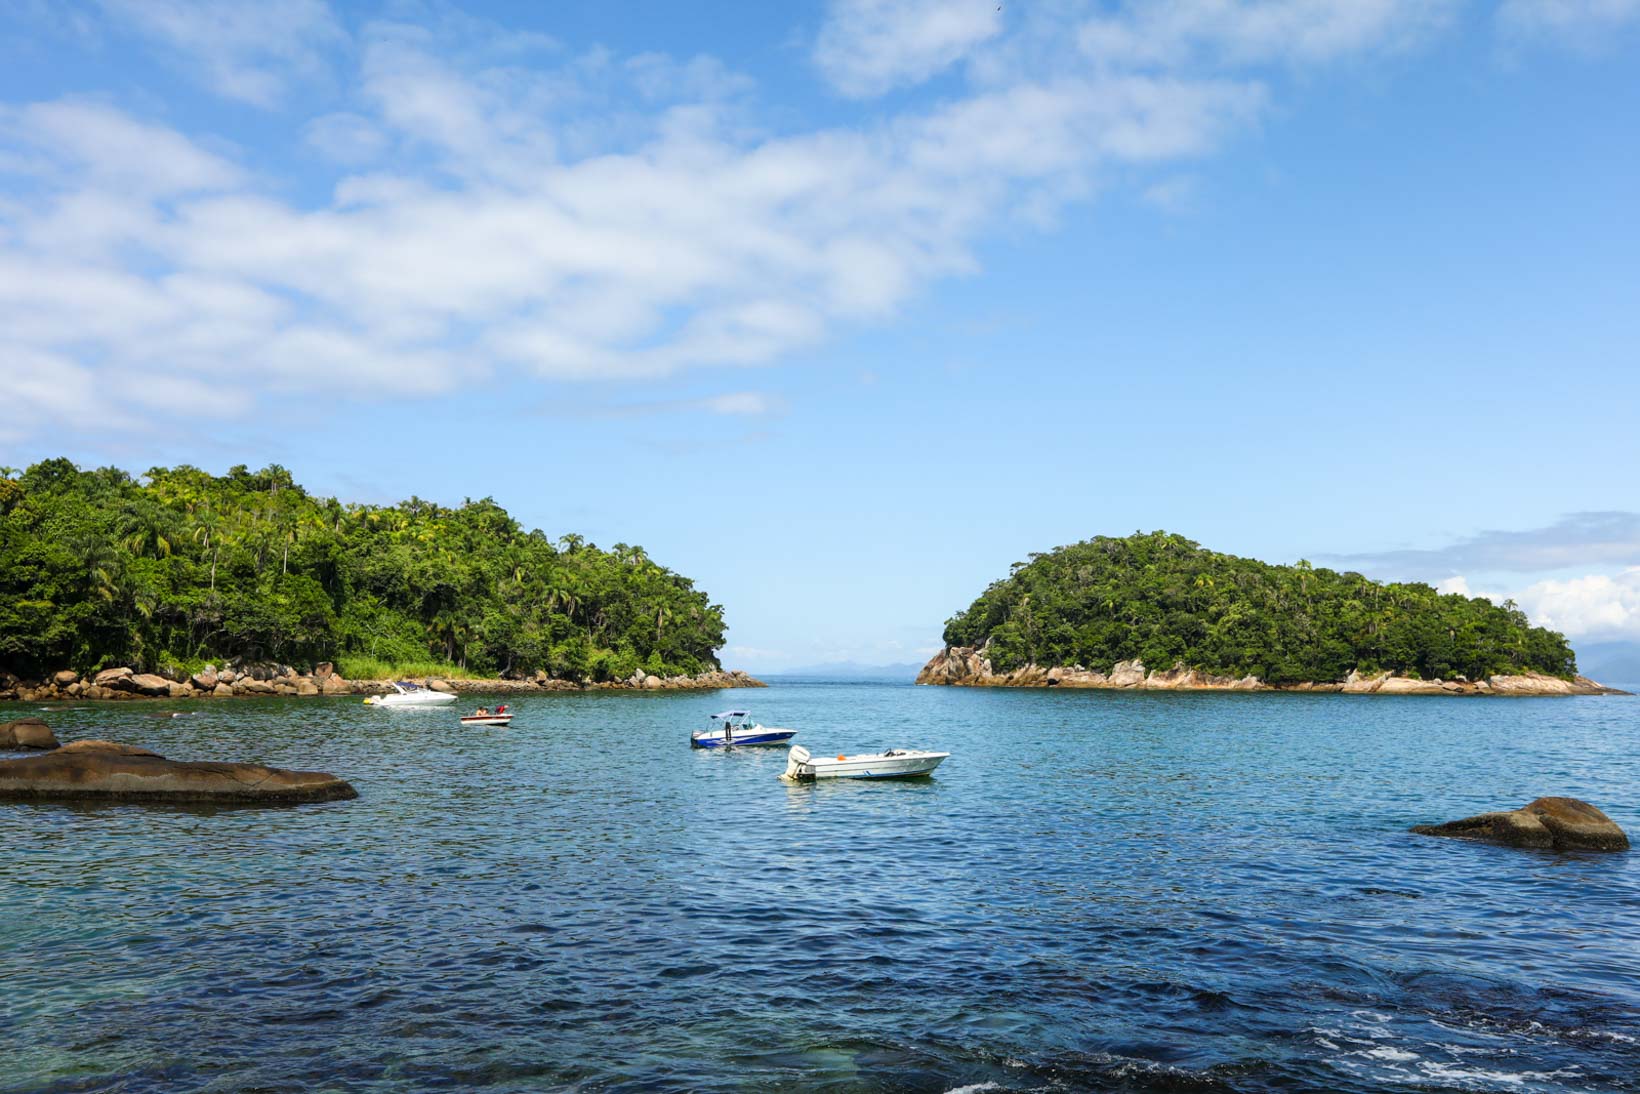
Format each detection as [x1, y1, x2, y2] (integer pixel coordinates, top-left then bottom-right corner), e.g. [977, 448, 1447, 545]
[943, 532, 1577, 683]
[0, 459, 727, 681]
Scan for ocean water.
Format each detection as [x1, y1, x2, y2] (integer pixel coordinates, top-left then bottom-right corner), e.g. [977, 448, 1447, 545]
[3, 683, 1639, 1093]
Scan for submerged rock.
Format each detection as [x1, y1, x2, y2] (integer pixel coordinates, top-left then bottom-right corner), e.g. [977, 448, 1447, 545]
[58, 740, 158, 756]
[0, 741, 357, 804]
[0, 718, 59, 750]
[1413, 797, 1629, 852]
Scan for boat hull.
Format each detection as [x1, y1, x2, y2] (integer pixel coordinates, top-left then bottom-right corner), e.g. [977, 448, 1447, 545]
[691, 728, 796, 749]
[365, 692, 458, 707]
[782, 746, 949, 780]
[459, 716, 513, 726]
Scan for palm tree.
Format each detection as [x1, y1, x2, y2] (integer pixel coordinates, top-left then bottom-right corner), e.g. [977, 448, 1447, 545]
[542, 576, 579, 620]
[425, 613, 469, 664]
[191, 506, 227, 594]
[120, 507, 174, 560]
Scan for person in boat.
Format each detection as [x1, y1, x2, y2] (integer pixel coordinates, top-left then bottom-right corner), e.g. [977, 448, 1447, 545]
[475, 707, 489, 716]
[496, 704, 507, 715]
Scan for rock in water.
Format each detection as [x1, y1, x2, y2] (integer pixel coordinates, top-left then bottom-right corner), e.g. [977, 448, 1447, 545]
[0, 718, 60, 750]
[127, 673, 172, 695]
[1413, 797, 1629, 852]
[0, 741, 357, 804]
[93, 667, 133, 688]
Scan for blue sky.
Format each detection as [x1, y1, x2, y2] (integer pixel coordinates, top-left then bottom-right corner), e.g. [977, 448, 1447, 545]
[1, 0, 1638, 671]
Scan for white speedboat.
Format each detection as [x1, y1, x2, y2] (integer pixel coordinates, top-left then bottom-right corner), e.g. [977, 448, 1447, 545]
[691, 710, 797, 749]
[781, 744, 949, 781]
[363, 681, 458, 707]
[459, 712, 513, 726]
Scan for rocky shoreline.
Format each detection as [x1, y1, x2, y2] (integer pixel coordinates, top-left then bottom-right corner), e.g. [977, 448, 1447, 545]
[0, 663, 765, 703]
[916, 646, 1628, 696]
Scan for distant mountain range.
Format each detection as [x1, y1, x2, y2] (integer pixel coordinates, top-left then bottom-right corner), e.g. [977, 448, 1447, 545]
[1577, 640, 1640, 686]
[759, 661, 926, 682]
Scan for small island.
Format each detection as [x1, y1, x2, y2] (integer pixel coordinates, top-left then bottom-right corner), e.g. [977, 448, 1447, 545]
[0, 460, 759, 698]
[918, 532, 1623, 695]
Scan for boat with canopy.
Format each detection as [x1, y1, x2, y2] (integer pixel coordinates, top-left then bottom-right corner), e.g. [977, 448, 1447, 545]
[363, 681, 459, 707]
[690, 710, 797, 749]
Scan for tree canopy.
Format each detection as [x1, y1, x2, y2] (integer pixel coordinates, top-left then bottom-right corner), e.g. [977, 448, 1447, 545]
[0, 459, 727, 682]
[942, 531, 1576, 684]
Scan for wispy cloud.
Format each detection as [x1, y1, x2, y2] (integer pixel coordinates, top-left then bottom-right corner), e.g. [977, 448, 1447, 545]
[1325, 512, 1640, 578]
[1, 99, 244, 195]
[1141, 175, 1198, 212]
[1073, 0, 1458, 69]
[0, 1, 1532, 443]
[543, 391, 788, 419]
[98, 0, 346, 107]
[814, 0, 1002, 98]
[1497, 0, 1640, 43]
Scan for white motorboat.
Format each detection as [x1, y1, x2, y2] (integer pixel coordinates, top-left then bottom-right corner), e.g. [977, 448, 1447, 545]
[459, 712, 513, 726]
[691, 710, 797, 749]
[363, 681, 458, 707]
[781, 744, 949, 781]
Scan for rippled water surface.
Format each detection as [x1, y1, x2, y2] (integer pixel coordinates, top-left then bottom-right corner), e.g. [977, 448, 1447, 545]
[4, 684, 1639, 1093]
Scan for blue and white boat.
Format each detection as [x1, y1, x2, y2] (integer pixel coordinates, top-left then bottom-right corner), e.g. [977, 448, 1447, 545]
[690, 711, 797, 749]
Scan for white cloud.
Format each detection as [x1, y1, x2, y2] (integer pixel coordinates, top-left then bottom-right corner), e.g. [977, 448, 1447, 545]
[815, 0, 1002, 98]
[1141, 175, 1198, 212]
[1076, 0, 1457, 70]
[1436, 575, 1507, 603]
[696, 391, 786, 416]
[0, 4, 1465, 441]
[98, 0, 346, 107]
[1433, 571, 1640, 641]
[558, 391, 789, 419]
[1498, 0, 1640, 40]
[1516, 569, 1640, 639]
[1, 100, 243, 198]
[0, 345, 128, 443]
[303, 113, 388, 165]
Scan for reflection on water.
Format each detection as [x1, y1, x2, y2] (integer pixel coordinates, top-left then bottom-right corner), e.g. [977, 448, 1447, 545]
[3, 685, 1639, 1092]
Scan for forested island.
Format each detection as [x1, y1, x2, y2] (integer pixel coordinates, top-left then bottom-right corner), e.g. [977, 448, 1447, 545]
[920, 532, 1619, 695]
[0, 459, 734, 688]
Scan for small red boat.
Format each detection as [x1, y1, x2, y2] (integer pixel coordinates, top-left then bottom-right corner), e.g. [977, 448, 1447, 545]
[460, 706, 513, 727]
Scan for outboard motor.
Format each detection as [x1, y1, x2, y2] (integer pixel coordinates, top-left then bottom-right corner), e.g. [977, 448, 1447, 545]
[783, 745, 811, 781]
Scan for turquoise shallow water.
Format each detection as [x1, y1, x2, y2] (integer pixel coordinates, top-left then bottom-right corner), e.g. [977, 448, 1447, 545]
[3, 683, 1639, 1093]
